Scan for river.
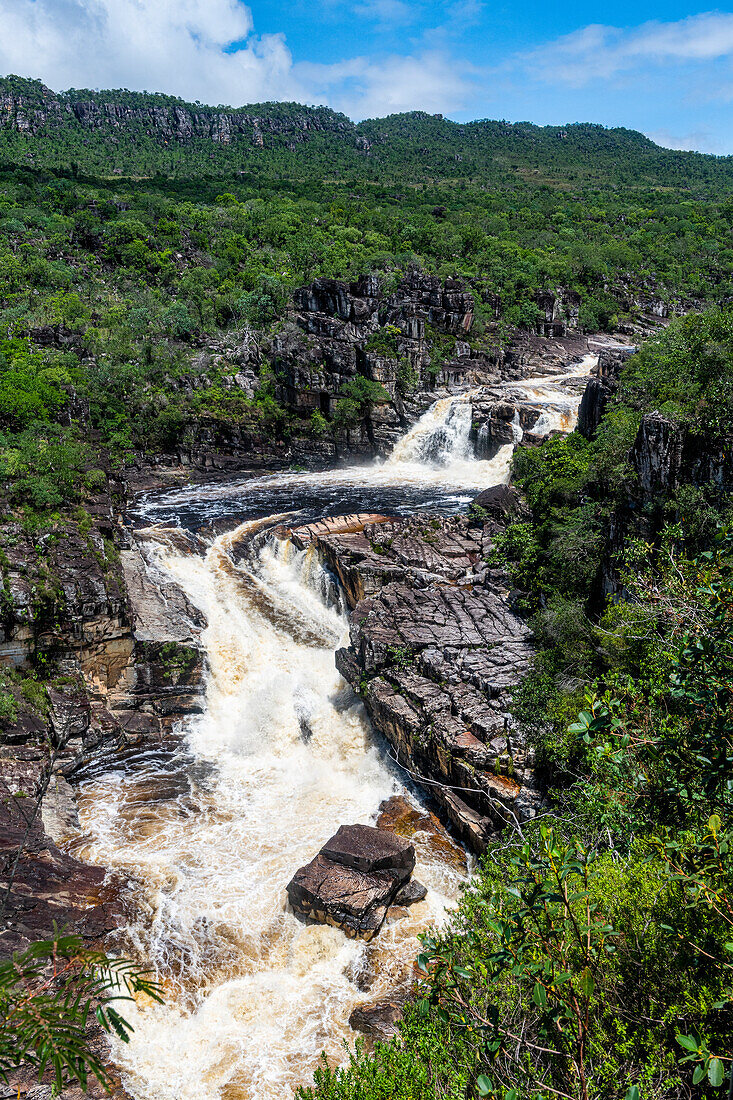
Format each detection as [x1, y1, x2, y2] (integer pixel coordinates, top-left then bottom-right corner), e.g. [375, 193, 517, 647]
[70, 355, 595, 1100]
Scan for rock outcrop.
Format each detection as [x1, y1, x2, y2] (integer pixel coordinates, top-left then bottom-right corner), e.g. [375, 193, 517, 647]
[534, 288, 581, 337]
[272, 270, 478, 456]
[0, 681, 124, 955]
[282, 513, 540, 851]
[630, 412, 733, 494]
[287, 824, 418, 939]
[0, 80, 352, 147]
[349, 998, 406, 1042]
[0, 482, 207, 958]
[577, 345, 635, 439]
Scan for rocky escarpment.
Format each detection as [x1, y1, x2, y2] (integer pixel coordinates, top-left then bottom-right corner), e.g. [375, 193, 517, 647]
[0, 492, 205, 740]
[0, 676, 124, 955]
[283, 510, 539, 851]
[0, 79, 353, 148]
[125, 270, 486, 474]
[630, 412, 733, 494]
[272, 270, 479, 457]
[0, 481, 207, 956]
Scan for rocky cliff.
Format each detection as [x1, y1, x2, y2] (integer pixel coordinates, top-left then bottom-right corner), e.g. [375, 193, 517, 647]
[577, 345, 635, 439]
[282, 508, 541, 852]
[0, 476, 206, 956]
[1, 78, 352, 147]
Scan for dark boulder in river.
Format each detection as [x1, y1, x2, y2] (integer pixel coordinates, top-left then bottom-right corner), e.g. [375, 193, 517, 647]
[286, 824, 416, 939]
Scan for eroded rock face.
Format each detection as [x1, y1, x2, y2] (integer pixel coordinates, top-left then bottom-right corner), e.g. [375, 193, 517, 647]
[286, 513, 499, 610]
[287, 824, 416, 939]
[294, 512, 540, 850]
[630, 413, 733, 494]
[577, 346, 635, 440]
[1, 83, 352, 147]
[273, 270, 478, 456]
[0, 727, 122, 956]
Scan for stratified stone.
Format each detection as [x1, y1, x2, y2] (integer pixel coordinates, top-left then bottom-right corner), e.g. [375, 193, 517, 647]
[321, 824, 415, 876]
[349, 997, 405, 1042]
[286, 824, 416, 939]
[319, 512, 543, 851]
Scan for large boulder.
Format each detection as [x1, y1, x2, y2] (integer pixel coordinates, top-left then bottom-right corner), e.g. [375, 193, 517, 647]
[286, 824, 416, 940]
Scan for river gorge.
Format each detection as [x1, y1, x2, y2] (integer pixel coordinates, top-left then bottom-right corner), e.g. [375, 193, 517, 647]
[61, 353, 598, 1100]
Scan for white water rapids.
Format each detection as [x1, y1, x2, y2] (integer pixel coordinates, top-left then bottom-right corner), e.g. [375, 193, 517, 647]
[74, 527, 466, 1099]
[69, 353, 599, 1100]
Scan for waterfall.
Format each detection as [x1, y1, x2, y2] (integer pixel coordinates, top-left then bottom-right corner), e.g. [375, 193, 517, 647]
[73, 523, 465, 1100]
[387, 394, 474, 466]
[385, 391, 514, 487]
[503, 352, 598, 440]
[530, 403, 576, 437]
[69, 350, 609, 1100]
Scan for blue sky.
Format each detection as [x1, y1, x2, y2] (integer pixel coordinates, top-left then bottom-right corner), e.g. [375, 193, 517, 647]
[1, 0, 732, 152]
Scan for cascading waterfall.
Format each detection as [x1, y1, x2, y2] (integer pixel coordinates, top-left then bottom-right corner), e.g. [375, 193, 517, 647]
[73, 522, 466, 1100]
[385, 390, 514, 485]
[68, 349, 609, 1100]
[387, 393, 474, 465]
[507, 352, 598, 438]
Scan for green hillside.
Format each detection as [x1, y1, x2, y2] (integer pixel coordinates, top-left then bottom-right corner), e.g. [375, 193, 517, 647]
[2, 76, 733, 191]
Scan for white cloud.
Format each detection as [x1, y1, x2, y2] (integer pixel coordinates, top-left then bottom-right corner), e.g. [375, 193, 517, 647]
[524, 11, 733, 87]
[0, 0, 305, 104]
[297, 51, 476, 117]
[0, 0, 475, 118]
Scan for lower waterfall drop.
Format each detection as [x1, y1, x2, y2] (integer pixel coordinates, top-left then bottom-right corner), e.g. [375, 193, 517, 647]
[73, 521, 466, 1100]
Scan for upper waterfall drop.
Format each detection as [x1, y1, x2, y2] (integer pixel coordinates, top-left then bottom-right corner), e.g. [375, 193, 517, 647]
[387, 393, 474, 467]
[382, 390, 515, 489]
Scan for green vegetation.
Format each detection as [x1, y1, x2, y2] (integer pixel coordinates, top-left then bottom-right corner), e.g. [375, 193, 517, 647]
[0, 933, 162, 1091]
[0, 78, 732, 1099]
[0, 85, 731, 517]
[332, 376, 390, 430]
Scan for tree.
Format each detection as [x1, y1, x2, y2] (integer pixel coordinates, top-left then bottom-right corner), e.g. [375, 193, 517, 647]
[332, 375, 389, 430]
[0, 933, 162, 1093]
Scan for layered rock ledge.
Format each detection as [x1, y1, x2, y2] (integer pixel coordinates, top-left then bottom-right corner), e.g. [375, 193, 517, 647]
[281, 508, 540, 852]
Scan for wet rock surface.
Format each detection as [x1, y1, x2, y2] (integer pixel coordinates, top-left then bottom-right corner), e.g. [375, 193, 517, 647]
[349, 997, 406, 1042]
[287, 824, 417, 939]
[285, 512, 500, 610]
[0, 738, 122, 955]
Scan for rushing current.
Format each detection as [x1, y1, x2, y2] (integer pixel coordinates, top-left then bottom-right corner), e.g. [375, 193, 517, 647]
[70, 355, 597, 1100]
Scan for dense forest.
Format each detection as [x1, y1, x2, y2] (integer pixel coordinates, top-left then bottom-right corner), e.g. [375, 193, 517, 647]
[0, 77, 731, 1100]
[2, 81, 733, 509]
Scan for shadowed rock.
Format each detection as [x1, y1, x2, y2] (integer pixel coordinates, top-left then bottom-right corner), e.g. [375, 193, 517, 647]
[349, 997, 405, 1042]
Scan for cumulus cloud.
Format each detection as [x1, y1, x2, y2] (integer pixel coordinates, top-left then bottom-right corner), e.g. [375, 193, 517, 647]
[0, 0, 477, 117]
[0, 0, 305, 104]
[298, 51, 477, 118]
[523, 11, 733, 87]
